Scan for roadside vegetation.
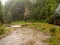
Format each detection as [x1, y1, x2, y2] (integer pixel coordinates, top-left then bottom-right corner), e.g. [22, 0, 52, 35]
[0, 25, 11, 39]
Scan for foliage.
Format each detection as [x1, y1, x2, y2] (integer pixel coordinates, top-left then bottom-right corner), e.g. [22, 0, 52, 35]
[50, 27, 56, 33]
[0, 0, 60, 44]
[48, 36, 58, 45]
[0, 1, 3, 24]
[0, 26, 6, 35]
[4, 0, 59, 23]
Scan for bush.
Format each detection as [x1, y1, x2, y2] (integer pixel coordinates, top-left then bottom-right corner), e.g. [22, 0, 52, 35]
[50, 27, 56, 33]
[40, 27, 46, 30]
[0, 26, 6, 35]
[48, 36, 58, 45]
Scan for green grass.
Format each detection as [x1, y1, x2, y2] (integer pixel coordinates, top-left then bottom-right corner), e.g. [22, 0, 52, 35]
[0, 26, 5, 35]
[11, 21, 26, 25]
[0, 25, 11, 39]
[48, 36, 58, 45]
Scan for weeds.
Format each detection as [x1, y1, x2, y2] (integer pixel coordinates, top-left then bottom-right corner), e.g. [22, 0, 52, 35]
[48, 36, 58, 45]
[0, 26, 6, 35]
[50, 28, 56, 33]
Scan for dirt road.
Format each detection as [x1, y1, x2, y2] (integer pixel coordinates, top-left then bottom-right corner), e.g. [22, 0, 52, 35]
[0, 27, 50, 45]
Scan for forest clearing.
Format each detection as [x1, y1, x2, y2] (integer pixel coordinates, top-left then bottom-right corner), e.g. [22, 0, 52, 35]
[0, 0, 60, 45]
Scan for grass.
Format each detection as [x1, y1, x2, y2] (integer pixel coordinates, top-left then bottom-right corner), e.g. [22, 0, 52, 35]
[0, 25, 11, 39]
[0, 26, 5, 35]
[48, 36, 58, 45]
[11, 21, 26, 25]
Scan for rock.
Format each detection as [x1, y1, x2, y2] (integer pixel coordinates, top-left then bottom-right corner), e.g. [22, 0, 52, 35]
[11, 25, 21, 28]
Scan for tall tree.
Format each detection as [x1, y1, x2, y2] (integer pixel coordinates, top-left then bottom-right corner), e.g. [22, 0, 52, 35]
[0, 1, 3, 24]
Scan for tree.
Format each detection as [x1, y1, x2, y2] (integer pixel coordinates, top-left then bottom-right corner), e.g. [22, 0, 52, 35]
[0, 1, 3, 24]
[5, 0, 59, 23]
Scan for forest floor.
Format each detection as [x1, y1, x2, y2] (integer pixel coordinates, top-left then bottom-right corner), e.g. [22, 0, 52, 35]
[0, 25, 50, 45]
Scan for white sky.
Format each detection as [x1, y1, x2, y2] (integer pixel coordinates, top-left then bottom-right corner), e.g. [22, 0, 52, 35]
[0, 0, 36, 5]
[0, 0, 8, 4]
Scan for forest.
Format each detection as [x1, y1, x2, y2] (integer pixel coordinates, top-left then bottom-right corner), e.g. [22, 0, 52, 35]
[0, 0, 60, 45]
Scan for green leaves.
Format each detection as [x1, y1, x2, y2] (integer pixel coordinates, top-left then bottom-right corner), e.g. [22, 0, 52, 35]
[0, 1, 3, 24]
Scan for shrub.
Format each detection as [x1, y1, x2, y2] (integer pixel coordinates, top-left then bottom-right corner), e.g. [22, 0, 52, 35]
[0, 26, 6, 35]
[48, 36, 58, 45]
[41, 27, 46, 30]
[50, 27, 56, 33]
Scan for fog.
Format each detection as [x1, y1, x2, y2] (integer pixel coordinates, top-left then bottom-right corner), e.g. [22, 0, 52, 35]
[0, 0, 8, 4]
